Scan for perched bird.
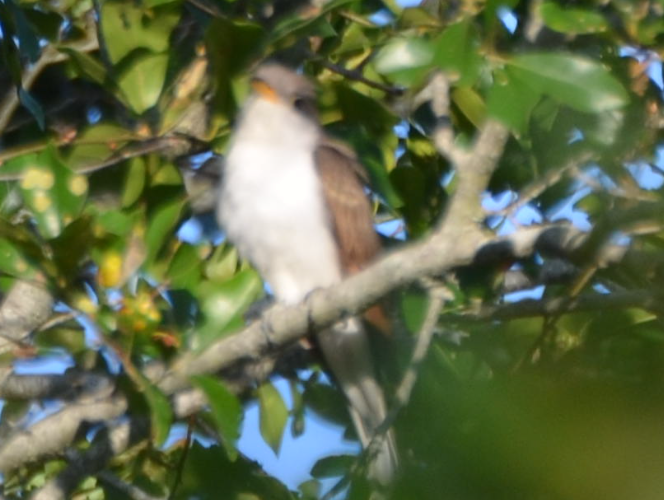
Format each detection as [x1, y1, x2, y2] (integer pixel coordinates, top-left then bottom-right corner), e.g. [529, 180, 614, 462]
[217, 63, 397, 484]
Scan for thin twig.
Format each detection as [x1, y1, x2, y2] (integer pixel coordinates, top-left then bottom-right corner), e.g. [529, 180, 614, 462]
[457, 289, 658, 322]
[368, 281, 448, 455]
[309, 54, 404, 96]
[167, 417, 194, 500]
[426, 72, 467, 166]
[322, 281, 448, 500]
[0, 135, 193, 181]
[168, 415, 195, 500]
[492, 151, 594, 217]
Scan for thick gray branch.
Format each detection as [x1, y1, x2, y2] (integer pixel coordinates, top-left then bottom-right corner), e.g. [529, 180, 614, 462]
[0, 396, 127, 473]
[0, 280, 53, 355]
[0, 371, 113, 400]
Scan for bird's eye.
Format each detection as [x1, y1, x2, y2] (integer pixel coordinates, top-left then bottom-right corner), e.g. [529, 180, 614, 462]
[293, 97, 314, 115]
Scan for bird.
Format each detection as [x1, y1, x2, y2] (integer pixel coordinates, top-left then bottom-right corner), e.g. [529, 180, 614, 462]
[216, 63, 398, 484]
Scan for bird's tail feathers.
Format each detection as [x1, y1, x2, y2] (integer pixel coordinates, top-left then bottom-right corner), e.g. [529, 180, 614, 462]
[317, 318, 398, 485]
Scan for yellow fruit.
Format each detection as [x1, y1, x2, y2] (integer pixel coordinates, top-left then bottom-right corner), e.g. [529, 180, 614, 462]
[98, 252, 123, 288]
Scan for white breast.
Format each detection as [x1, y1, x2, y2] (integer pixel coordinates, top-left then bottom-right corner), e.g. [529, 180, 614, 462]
[218, 97, 342, 304]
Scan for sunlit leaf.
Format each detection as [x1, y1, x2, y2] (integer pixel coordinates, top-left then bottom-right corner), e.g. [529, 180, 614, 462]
[204, 244, 238, 282]
[144, 197, 184, 263]
[100, 1, 181, 64]
[122, 157, 146, 207]
[117, 52, 170, 114]
[540, 2, 608, 34]
[63, 48, 108, 85]
[195, 268, 263, 346]
[433, 19, 482, 86]
[167, 243, 202, 289]
[257, 382, 288, 455]
[452, 86, 486, 127]
[507, 53, 628, 113]
[488, 68, 541, 132]
[19, 147, 88, 239]
[373, 37, 433, 85]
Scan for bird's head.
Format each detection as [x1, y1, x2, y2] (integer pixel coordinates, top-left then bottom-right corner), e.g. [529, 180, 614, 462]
[251, 63, 318, 119]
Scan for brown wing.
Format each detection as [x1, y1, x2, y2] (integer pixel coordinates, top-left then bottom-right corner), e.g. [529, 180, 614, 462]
[315, 139, 381, 276]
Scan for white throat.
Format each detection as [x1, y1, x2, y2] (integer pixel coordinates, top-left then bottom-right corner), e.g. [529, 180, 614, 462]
[218, 96, 342, 304]
[233, 96, 319, 150]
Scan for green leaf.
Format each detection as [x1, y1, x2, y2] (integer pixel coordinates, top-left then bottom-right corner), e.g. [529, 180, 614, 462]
[0, 152, 39, 178]
[122, 157, 146, 207]
[373, 37, 433, 85]
[51, 216, 93, 279]
[151, 161, 182, 187]
[303, 380, 348, 426]
[507, 53, 628, 113]
[167, 243, 202, 289]
[257, 381, 289, 455]
[34, 327, 85, 354]
[100, 1, 181, 64]
[117, 52, 170, 114]
[398, 7, 442, 30]
[433, 19, 482, 86]
[95, 209, 135, 236]
[64, 123, 134, 170]
[63, 48, 108, 84]
[205, 244, 238, 282]
[0, 239, 41, 279]
[540, 2, 608, 34]
[144, 197, 184, 263]
[289, 379, 305, 437]
[332, 22, 372, 55]
[268, 0, 353, 44]
[452, 87, 486, 128]
[298, 479, 321, 500]
[487, 68, 541, 132]
[196, 268, 263, 346]
[143, 0, 180, 7]
[191, 375, 242, 460]
[401, 290, 429, 333]
[19, 147, 88, 239]
[311, 455, 354, 478]
[143, 381, 173, 446]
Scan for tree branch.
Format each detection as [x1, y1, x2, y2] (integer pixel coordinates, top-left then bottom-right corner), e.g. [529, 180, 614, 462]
[0, 396, 127, 473]
[468, 289, 659, 321]
[0, 280, 54, 356]
[0, 371, 112, 400]
[309, 55, 404, 96]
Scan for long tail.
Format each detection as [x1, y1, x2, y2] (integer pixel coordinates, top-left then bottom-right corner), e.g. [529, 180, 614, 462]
[316, 317, 398, 484]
